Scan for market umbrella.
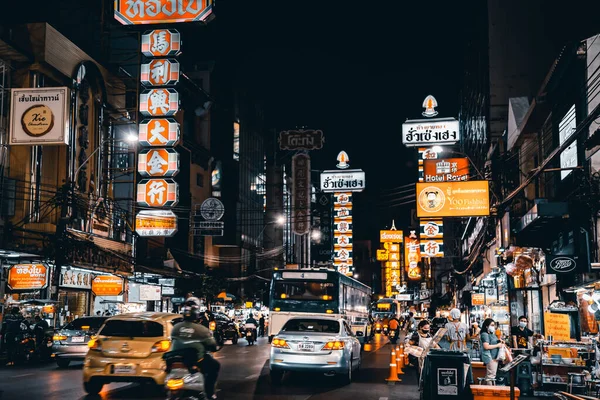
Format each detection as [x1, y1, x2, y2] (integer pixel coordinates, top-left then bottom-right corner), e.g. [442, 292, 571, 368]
[216, 292, 236, 301]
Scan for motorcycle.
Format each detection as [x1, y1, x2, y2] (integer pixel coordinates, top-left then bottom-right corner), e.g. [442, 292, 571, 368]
[208, 320, 224, 347]
[245, 323, 257, 346]
[383, 325, 389, 336]
[13, 330, 36, 364]
[374, 323, 382, 334]
[164, 352, 206, 400]
[389, 329, 398, 344]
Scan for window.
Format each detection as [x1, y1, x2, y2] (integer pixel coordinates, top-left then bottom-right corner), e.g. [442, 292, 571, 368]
[196, 173, 204, 187]
[100, 320, 164, 337]
[282, 319, 340, 333]
[274, 281, 336, 301]
[64, 317, 107, 331]
[559, 105, 577, 180]
[233, 122, 240, 161]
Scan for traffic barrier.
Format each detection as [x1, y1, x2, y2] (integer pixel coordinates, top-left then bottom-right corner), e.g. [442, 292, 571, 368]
[385, 348, 402, 383]
[395, 345, 405, 375]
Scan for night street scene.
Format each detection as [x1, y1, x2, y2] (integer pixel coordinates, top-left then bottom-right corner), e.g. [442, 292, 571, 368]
[4, 1, 600, 399]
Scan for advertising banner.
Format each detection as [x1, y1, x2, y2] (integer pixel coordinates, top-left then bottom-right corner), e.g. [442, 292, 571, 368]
[7, 264, 49, 290]
[9, 87, 69, 145]
[92, 276, 124, 296]
[416, 181, 490, 218]
[139, 284, 162, 301]
[59, 267, 92, 289]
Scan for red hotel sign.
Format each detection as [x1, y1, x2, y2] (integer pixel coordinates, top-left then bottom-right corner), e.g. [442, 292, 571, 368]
[114, 0, 214, 25]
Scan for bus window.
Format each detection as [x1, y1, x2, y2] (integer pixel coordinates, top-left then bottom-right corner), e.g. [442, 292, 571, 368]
[273, 281, 336, 301]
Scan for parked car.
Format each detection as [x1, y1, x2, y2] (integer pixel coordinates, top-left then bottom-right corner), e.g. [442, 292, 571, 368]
[269, 317, 362, 385]
[52, 316, 108, 368]
[82, 312, 182, 395]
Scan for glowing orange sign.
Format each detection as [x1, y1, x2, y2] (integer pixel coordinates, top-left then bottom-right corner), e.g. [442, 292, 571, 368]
[416, 181, 490, 218]
[7, 264, 48, 290]
[91, 276, 124, 296]
[115, 1, 214, 26]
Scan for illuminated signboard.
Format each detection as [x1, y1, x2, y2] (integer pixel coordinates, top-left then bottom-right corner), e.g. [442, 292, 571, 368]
[138, 148, 180, 177]
[135, 210, 178, 237]
[114, 1, 214, 25]
[423, 158, 469, 182]
[416, 181, 490, 218]
[140, 58, 180, 86]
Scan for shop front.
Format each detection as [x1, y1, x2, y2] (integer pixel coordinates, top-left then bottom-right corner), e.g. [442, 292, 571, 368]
[91, 274, 126, 316]
[57, 266, 94, 325]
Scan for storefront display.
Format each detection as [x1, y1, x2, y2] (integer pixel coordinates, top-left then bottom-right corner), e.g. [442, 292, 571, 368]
[58, 266, 93, 325]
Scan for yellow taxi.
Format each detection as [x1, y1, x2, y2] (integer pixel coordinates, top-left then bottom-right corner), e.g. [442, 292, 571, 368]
[83, 312, 183, 395]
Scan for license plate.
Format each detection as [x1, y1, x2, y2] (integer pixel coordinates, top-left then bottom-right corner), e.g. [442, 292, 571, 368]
[71, 336, 85, 343]
[298, 342, 314, 351]
[114, 365, 135, 374]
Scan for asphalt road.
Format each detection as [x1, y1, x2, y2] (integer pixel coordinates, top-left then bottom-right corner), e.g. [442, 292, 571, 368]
[0, 334, 419, 400]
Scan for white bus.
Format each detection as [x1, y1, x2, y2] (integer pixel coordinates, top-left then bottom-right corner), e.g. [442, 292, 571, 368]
[268, 268, 372, 343]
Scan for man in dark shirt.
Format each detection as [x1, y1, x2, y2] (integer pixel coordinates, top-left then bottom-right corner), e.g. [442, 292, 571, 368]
[0, 307, 24, 366]
[511, 315, 534, 349]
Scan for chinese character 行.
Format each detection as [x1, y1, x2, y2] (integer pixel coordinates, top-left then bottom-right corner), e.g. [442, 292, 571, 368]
[147, 180, 166, 205]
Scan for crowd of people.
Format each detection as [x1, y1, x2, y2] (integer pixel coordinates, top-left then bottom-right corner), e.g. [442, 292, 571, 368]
[0, 306, 51, 366]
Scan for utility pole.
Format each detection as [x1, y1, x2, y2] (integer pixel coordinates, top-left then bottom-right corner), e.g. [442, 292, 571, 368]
[51, 182, 72, 301]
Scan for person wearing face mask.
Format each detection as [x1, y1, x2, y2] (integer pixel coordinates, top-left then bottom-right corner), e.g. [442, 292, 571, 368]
[480, 318, 503, 385]
[511, 315, 533, 349]
[409, 320, 440, 380]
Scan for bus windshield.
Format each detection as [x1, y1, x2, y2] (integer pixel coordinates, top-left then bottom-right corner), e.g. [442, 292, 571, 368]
[273, 280, 336, 301]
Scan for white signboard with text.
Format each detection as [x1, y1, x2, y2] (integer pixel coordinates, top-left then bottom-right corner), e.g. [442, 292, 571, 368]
[402, 118, 459, 147]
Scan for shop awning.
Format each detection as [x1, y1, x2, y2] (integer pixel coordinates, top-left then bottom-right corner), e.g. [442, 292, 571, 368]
[0, 250, 44, 261]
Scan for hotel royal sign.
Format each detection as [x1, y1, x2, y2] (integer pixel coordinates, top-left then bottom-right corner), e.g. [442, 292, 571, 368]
[114, 0, 214, 25]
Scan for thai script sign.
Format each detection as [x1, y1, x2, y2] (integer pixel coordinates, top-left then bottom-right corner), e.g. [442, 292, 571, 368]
[416, 181, 490, 218]
[91, 275, 124, 296]
[380, 230, 404, 243]
[114, 0, 214, 25]
[402, 117, 459, 147]
[320, 170, 365, 192]
[7, 264, 49, 290]
[279, 129, 324, 150]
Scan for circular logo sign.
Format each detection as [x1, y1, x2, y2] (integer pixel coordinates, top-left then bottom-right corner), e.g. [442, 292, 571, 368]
[549, 256, 577, 273]
[418, 186, 445, 213]
[21, 105, 54, 137]
[201, 198, 225, 221]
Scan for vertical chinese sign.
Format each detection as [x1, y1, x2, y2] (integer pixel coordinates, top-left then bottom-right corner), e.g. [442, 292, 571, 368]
[405, 230, 421, 280]
[320, 151, 365, 277]
[333, 192, 353, 276]
[379, 229, 403, 297]
[135, 29, 181, 237]
[419, 219, 444, 258]
[292, 154, 310, 236]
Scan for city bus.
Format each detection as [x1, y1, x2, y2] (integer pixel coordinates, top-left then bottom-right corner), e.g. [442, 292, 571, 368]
[371, 298, 402, 321]
[268, 267, 372, 343]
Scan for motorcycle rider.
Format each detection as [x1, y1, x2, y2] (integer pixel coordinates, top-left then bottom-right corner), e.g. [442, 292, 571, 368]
[245, 314, 259, 341]
[170, 305, 221, 400]
[33, 315, 50, 357]
[389, 315, 400, 341]
[0, 307, 24, 366]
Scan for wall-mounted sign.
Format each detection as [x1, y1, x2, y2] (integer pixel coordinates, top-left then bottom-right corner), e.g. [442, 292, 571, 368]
[376, 249, 389, 261]
[139, 284, 162, 301]
[137, 178, 179, 207]
[547, 255, 578, 274]
[200, 198, 225, 221]
[416, 181, 490, 218]
[9, 87, 69, 145]
[292, 153, 311, 235]
[334, 233, 352, 248]
[139, 88, 179, 117]
[405, 231, 421, 280]
[7, 264, 49, 290]
[192, 221, 225, 236]
[138, 148, 180, 177]
[471, 293, 485, 306]
[420, 219, 444, 239]
[423, 158, 469, 182]
[60, 266, 92, 289]
[135, 210, 178, 237]
[334, 248, 353, 263]
[334, 220, 353, 234]
[140, 59, 180, 86]
[139, 118, 180, 147]
[334, 205, 352, 219]
[397, 294, 412, 301]
[91, 275, 124, 296]
[115, 1, 214, 25]
[279, 129, 324, 150]
[420, 239, 444, 258]
[402, 118, 460, 147]
[320, 170, 366, 192]
[380, 230, 404, 243]
[544, 312, 571, 341]
[141, 29, 182, 57]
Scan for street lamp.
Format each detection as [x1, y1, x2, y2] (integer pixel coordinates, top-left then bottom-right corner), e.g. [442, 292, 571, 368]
[311, 230, 322, 242]
[259, 214, 285, 240]
[74, 134, 138, 177]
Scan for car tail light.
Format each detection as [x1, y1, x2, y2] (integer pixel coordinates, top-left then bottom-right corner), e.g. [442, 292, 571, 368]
[209, 321, 217, 331]
[326, 310, 334, 314]
[53, 334, 68, 341]
[151, 339, 171, 353]
[322, 341, 345, 350]
[88, 338, 102, 351]
[271, 338, 289, 348]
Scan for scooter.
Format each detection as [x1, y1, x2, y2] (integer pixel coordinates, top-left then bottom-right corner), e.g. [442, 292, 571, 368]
[164, 354, 206, 400]
[245, 323, 257, 346]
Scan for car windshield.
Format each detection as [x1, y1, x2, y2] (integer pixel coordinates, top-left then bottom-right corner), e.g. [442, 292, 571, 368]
[281, 319, 340, 333]
[274, 281, 336, 301]
[99, 319, 164, 337]
[64, 317, 107, 331]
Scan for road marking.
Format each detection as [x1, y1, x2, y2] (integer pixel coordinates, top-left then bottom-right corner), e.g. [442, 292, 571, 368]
[379, 397, 389, 400]
[11, 373, 33, 378]
[245, 374, 260, 380]
[239, 350, 249, 354]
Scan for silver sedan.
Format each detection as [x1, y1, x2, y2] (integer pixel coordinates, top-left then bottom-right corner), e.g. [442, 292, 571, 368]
[269, 317, 362, 384]
[52, 316, 108, 367]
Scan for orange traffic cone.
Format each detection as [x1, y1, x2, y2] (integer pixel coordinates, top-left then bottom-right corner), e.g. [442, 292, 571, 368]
[385, 348, 402, 384]
[396, 347, 405, 375]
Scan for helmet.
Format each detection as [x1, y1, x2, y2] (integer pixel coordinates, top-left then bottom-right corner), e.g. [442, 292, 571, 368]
[181, 305, 200, 322]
